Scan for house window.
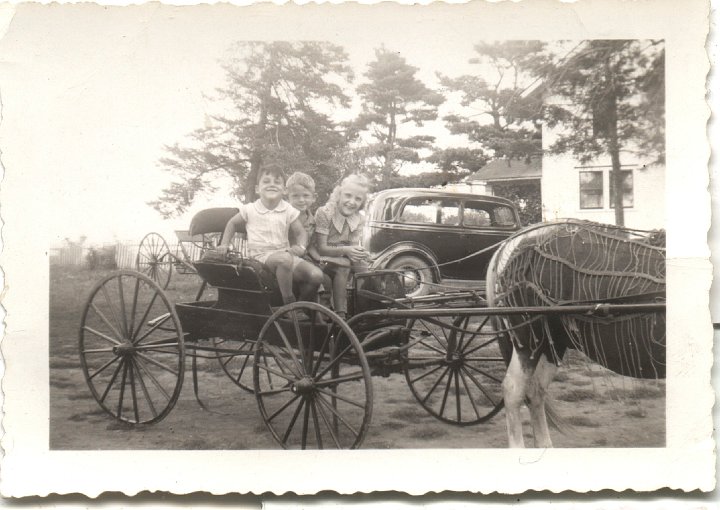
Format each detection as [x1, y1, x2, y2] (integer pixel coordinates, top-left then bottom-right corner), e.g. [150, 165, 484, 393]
[579, 171, 603, 209]
[609, 170, 634, 208]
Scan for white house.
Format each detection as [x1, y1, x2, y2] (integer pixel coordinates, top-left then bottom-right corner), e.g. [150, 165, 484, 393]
[541, 124, 665, 230]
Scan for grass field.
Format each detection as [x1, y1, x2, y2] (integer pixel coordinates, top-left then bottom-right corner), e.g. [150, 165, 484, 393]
[49, 265, 665, 449]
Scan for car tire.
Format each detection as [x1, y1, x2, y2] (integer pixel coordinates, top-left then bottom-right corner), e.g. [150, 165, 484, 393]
[387, 255, 435, 297]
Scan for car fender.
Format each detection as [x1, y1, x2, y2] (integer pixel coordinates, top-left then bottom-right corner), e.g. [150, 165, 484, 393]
[370, 242, 442, 282]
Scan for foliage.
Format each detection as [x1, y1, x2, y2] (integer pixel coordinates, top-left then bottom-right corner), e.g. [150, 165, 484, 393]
[438, 41, 545, 161]
[490, 181, 542, 226]
[151, 42, 354, 217]
[354, 47, 444, 185]
[85, 245, 118, 270]
[542, 40, 665, 225]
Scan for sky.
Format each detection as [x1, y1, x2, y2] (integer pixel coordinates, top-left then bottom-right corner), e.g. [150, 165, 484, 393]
[0, 4, 542, 246]
[0, 4, 560, 245]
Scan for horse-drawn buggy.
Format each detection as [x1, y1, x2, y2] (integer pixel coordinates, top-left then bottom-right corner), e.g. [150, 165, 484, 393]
[79, 208, 666, 449]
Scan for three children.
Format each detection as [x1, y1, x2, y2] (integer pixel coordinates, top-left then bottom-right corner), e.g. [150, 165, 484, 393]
[218, 165, 371, 319]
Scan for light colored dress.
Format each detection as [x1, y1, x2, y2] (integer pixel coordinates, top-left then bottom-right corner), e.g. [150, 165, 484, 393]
[238, 199, 300, 265]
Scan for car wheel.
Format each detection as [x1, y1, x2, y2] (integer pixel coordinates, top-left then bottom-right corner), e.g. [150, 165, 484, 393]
[387, 255, 435, 297]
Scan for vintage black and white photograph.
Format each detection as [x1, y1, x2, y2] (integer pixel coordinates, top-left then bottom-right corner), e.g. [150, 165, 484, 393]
[0, 0, 713, 496]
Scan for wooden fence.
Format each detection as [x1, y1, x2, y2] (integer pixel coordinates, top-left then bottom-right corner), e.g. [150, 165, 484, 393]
[50, 241, 205, 269]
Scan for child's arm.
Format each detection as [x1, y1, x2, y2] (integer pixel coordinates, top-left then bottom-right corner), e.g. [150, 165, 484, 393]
[217, 212, 246, 254]
[315, 233, 367, 262]
[288, 218, 308, 257]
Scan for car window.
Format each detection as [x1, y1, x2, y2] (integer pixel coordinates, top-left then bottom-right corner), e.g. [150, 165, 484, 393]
[492, 205, 517, 227]
[399, 198, 460, 225]
[464, 201, 517, 228]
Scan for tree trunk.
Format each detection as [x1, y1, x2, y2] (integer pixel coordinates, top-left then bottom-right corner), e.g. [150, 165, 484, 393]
[247, 88, 270, 202]
[605, 58, 625, 227]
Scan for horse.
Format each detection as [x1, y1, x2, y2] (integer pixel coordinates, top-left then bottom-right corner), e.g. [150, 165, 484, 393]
[486, 220, 666, 448]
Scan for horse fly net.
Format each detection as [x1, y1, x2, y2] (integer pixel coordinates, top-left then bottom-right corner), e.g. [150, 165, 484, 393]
[489, 220, 666, 379]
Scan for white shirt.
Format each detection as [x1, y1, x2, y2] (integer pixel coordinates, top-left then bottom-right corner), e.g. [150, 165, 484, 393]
[238, 199, 300, 258]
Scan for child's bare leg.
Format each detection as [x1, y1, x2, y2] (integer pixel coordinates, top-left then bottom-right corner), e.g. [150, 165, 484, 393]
[293, 260, 324, 302]
[332, 266, 351, 315]
[265, 252, 295, 304]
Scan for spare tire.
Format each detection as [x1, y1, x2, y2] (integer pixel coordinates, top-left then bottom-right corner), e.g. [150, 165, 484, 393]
[386, 255, 436, 297]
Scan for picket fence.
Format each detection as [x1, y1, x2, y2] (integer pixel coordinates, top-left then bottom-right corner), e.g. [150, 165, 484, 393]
[50, 241, 206, 270]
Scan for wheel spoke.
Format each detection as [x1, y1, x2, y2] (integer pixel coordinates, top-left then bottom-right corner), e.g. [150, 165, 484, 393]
[82, 347, 115, 354]
[264, 343, 301, 379]
[135, 352, 178, 376]
[134, 357, 171, 402]
[131, 289, 160, 340]
[458, 369, 482, 421]
[255, 362, 295, 383]
[463, 337, 501, 357]
[457, 317, 490, 353]
[128, 277, 141, 341]
[315, 371, 365, 387]
[273, 321, 304, 375]
[99, 358, 125, 403]
[128, 356, 140, 423]
[131, 358, 158, 419]
[314, 399, 341, 448]
[117, 275, 129, 337]
[438, 368, 453, 416]
[258, 386, 293, 397]
[289, 310, 306, 371]
[311, 323, 337, 377]
[464, 363, 504, 384]
[417, 339, 447, 356]
[89, 355, 121, 381]
[460, 366, 498, 407]
[314, 387, 365, 409]
[314, 342, 354, 381]
[282, 399, 306, 444]
[116, 361, 129, 419]
[408, 363, 444, 384]
[301, 398, 311, 449]
[266, 394, 301, 423]
[315, 393, 359, 437]
[101, 286, 125, 340]
[421, 366, 451, 405]
[454, 369, 461, 422]
[89, 304, 124, 343]
[310, 398, 323, 449]
[134, 314, 173, 345]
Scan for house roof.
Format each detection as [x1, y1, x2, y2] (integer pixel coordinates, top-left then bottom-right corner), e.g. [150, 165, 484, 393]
[468, 157, 542, 183]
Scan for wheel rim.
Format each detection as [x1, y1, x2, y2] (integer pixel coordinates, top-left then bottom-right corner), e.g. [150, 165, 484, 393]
[403, 315, 505, 425]
[136, 233, 173, 289]
[79, 270, 185, 425]
[397, 266, 423, 295]
[254, 302, 373, 450]
[213, 338, 273, 393]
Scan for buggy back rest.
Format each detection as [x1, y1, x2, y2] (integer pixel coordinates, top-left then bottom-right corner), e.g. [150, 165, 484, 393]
[189, 207, 242, 241]
[194, 261, 282, 313]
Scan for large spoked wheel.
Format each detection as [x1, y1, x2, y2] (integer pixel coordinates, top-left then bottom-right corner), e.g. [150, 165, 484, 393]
[253, 302, 373, 450]
[403, 315, 505, 426]
[136, 232, 173, 289]
[212, 338, 265, 393]
[79, 270, 185, 425]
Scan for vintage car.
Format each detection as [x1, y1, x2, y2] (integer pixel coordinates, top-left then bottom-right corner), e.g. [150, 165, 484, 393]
[364, 188, 521, 296]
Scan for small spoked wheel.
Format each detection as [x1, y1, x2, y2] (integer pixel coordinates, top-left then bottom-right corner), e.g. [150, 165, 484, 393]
[254, 302, 373, 450]
[212, 338, 266, 393]
[136, 232, 173, 289]
[79, 270, 185, 425]
[403, 315, 505, 426]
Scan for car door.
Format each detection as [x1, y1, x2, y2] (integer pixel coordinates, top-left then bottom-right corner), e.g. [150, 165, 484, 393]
[459, 200, 519, 280]
[396, 196, 465, 278]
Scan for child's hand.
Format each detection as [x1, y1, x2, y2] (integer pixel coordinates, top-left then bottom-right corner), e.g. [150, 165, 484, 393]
[288, 245, 306, 257]
[346, 246, 368, 262]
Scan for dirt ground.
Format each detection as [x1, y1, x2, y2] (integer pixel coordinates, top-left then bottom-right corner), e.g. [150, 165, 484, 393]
[50, 266, 665, 450]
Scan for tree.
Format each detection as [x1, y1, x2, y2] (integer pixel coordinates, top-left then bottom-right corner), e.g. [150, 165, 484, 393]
[354, 47, 444, 186]
[151, 42, 354, 217]
[439, 41, 545, 161]
[542, 40, 665, 226]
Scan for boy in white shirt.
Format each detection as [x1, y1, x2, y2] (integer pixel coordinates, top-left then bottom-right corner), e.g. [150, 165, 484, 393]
[218, 164, 324, 308]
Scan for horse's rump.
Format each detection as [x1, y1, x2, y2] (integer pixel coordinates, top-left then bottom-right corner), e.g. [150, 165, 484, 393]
[487, 220, 666, 379]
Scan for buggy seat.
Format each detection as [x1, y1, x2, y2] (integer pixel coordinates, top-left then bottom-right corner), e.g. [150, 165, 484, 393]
[188, 208, 282, 312]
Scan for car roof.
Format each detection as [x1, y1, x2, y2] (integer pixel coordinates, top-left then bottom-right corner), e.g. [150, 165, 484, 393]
[370, 187, 516, 207]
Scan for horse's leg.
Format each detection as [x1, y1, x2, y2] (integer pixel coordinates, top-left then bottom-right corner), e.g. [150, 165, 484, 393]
[503, 347, 533, 448]
[527, 354, 558, 448]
